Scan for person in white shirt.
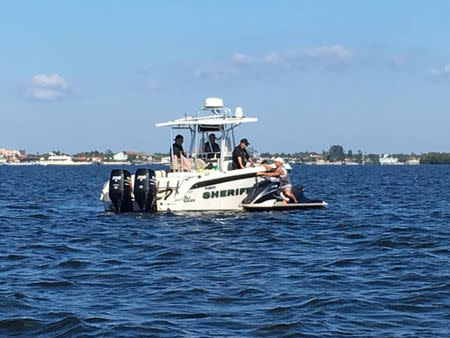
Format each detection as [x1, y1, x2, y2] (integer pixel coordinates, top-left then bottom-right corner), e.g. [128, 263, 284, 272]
[257, 157, 298, 204]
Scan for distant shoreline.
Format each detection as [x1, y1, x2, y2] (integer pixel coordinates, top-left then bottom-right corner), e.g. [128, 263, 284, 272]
[2, 149, 450, 165]
[3, 162, 450, 167]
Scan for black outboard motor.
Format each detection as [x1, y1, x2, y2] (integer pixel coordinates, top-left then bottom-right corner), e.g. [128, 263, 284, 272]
[134, 168, 157, 213]
[109, 169, 133, 213]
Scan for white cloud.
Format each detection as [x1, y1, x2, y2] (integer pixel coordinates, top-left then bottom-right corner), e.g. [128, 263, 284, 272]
[231, 52, 256, 65]
[430, 64, 450, 78]
[32, 73, 68, 89]
[263, 45, 353, 66]
[196, 45, 353, 79]
[27, 73, 69, 101]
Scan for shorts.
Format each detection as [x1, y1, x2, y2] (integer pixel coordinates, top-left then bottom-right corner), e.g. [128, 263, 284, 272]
[281, 184, 292, 192]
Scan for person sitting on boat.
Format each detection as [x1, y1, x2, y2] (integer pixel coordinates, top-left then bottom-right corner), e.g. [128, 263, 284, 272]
[257, 157, 298, 204]
[203, 133, 220, 159]
[232, 138, 254, 169]
[172, 134, 192, 171]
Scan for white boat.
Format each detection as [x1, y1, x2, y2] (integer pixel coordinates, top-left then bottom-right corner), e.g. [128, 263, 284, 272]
[379, 154, 403, 165]
[40, 153, 75, 165]
[100, 98, 266, 212]
[406, 159, 420, 165]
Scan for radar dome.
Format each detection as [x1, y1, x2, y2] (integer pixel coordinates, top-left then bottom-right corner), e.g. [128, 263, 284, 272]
[205, 98, 223, 108]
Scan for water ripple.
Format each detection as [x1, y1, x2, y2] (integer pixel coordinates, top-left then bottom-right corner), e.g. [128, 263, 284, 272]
[0, 165, 449, 336]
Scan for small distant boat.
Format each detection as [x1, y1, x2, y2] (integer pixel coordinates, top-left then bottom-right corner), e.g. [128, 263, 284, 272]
[40, 153, 75, 165]
[406, 159, 420, 165]
[379, 154, 403, 165]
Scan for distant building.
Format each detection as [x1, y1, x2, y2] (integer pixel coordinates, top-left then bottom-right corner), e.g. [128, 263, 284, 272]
[74, 156, 88, 162]
[0, 148, 23, 158]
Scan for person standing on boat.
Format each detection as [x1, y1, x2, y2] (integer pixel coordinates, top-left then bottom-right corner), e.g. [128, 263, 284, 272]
[232, 138, 254, 169]
[172, 134, 192, 170]
[258, 157, 298, 204]
[204, 133, 220, 158]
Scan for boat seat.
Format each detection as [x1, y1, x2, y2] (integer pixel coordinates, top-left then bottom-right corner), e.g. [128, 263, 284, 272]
[194, 158, 205, 170]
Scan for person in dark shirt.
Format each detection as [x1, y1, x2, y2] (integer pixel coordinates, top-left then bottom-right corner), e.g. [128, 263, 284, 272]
[172, 134, 187, 159]
[172, 134, 192, 171]
[232, 138, 254, 169]
[204, 133, 220, 158]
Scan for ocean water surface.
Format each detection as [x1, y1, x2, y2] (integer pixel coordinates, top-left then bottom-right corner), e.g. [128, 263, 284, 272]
[0, 165, 449, 336]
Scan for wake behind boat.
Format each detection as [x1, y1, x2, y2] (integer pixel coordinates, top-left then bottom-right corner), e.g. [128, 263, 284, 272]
[100, 98, 327, 213]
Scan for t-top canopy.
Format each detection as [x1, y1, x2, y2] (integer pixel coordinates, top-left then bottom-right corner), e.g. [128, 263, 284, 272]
[155, 116, 257, 127]
[155, 98, 258, 127]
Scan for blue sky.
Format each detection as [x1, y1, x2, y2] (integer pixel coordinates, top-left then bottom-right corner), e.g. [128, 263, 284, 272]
[1, 0, 450, 154]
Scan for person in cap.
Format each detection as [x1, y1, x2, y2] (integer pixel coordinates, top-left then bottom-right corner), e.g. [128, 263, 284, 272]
[232, 138, 254, 169]
[203, 133, 220, 158]
[173, 134, 187, 159]
[258, 157, 298, 204]
[172, 134, 192, 171]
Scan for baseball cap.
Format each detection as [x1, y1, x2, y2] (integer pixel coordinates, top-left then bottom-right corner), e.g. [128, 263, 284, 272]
[174, 134, 184, 140]
[274, 157, 284, 164]
[240, 138, 249, 145]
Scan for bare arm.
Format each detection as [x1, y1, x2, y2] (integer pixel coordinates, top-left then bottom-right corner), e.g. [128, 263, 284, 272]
[257, 167, 282, 177]
[263, 164, 276, 171]
[237, 156, 245, 169]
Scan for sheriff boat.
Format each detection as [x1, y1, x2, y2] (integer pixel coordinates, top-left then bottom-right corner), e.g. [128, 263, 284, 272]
[100, 98, 265, 213]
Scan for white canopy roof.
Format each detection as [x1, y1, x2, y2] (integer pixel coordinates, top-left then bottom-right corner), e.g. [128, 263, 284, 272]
[155, 116, 257, 127]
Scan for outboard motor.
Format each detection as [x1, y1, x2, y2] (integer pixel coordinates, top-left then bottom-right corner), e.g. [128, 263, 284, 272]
[134, 168, 157, 213]
[109, 169, 133, 213]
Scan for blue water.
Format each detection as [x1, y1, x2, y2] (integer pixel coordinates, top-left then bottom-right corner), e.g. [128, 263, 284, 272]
[0, 165, 449, 336]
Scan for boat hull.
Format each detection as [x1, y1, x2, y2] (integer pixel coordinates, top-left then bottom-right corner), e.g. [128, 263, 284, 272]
[101, 168, 262, 212]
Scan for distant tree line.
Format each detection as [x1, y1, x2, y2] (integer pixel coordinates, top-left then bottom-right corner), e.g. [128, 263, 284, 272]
[21, 148, 450, 164]
[420, 152, 450, 164]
